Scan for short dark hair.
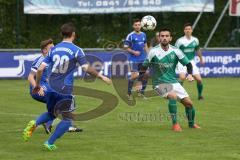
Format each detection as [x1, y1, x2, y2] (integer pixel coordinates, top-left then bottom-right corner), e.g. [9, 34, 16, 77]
[61, 22, 76, 38]
[133, 18, 141, 24]
[40, 38, 53, 50]
[159, 28, 172, 36]
[184, 23, 192, 29]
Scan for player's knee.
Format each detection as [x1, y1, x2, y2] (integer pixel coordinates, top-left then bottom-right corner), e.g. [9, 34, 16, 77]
[179, 75, 185, 81]
[181, 97, 193, 107]
[167, 92, 177, 100]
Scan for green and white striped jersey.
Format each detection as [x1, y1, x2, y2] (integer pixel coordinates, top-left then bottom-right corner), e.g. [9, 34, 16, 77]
[175, 36, 200, 61]
[143, 44, 189, 87]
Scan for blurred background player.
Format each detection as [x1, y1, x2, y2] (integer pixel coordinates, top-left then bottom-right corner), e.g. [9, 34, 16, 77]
[28, 39, 82, 133]
[141, 28, 201, 132]
[124, 18, 149, 101]
[23, 22, 111, 150]
[149, 32, 160, 48]
[175, 23, 204, 100]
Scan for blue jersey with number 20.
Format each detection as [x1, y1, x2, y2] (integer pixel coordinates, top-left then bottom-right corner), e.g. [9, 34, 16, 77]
[43, 41, 87, 94]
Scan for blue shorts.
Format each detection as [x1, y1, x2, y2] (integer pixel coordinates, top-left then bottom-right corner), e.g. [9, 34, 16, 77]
[30, 83, 51, 103]
[129, 61, 144, 72]
[46, 92, 75, 117]
[31, 93, 47, 103]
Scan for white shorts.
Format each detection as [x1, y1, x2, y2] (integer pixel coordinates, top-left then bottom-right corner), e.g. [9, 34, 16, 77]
[154, 83, 189, 100]
[176, 60, 200, 75]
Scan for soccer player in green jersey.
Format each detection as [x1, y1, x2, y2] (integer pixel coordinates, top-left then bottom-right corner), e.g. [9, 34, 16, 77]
[175, 23, 204, 100]
[141, 28, 201, 132]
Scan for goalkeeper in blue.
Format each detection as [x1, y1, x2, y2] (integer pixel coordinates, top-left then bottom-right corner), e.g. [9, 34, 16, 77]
[23, 22, 111, 151]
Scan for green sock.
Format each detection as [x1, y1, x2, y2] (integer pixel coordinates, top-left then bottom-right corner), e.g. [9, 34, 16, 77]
[185, 107, 195, 127]
[197, 82, 203, 97]
[168, 99, 177, 124]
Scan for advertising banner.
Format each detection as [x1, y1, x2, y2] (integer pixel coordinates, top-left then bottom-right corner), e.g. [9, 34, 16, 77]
[0, 49, 239, 78]
[24, 0, 214, 14]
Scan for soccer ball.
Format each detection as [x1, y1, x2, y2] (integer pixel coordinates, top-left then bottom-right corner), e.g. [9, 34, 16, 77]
[141, 15, 157, 31]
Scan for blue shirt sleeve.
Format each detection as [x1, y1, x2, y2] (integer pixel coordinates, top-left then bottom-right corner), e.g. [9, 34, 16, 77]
[75, 48, 87, 66]
[124, 33, 132, 48]
[30, 56, 43, 72]
[30, 60, 38, 72]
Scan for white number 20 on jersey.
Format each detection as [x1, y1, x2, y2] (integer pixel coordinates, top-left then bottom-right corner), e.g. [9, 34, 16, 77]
[52, 55, 69, 74]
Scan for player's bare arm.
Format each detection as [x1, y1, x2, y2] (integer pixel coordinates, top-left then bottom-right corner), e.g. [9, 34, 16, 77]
[28, 71, 44, 96]
[32, 63, 46, 94]
[82, 64, 112, 85]
[28, 71, 36, 88]
[197, 48, 204, 65]
[125, 47, 140, 56]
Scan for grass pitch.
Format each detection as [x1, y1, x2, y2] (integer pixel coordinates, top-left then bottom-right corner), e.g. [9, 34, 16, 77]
[0, 78, 240, 160]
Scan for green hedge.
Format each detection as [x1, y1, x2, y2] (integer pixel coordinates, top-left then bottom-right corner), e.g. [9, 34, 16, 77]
[0, 0, 238, 48]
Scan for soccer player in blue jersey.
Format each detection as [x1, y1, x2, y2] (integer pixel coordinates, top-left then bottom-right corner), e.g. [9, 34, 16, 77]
[28, 39, 82, 134]
[28, 39, 54, 134]
[124, 18, 149, 100]
[23, 22, 111, 151]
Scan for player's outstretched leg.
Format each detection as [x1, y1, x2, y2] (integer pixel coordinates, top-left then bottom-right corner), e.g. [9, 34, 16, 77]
[22, 120, 36, 141]
[194, 74, 204, 100]
[23, 112, 54, 141]
[181, 97, 201, 129]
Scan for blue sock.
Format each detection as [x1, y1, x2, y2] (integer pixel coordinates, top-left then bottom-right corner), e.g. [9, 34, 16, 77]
[46, 120, 54, 128]
[36, 112, 54, 126]
[128, 79, 134, 95]
[48, 120, 72, 145]
[141, 80, 148, 94]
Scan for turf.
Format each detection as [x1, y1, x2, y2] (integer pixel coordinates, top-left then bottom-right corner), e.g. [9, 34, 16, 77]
[0, 78, 240, 160]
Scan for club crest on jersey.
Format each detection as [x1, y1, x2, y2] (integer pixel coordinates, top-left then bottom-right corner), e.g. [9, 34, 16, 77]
[170, 54, 175, 59]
